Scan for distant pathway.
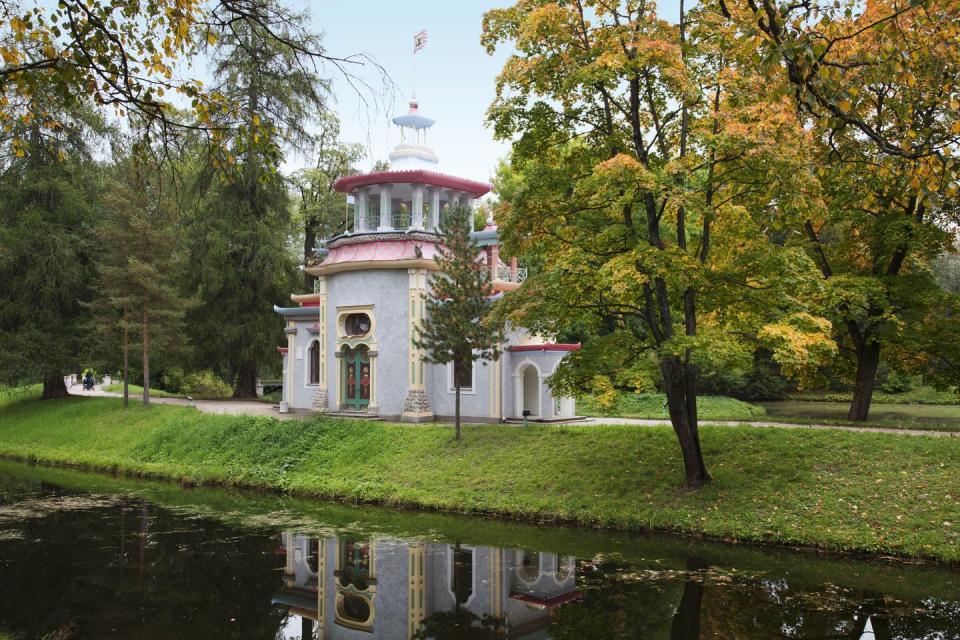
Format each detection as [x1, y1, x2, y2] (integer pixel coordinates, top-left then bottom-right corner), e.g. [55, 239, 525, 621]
[68, 385, 959, 436]
[68, 384, 305, 420]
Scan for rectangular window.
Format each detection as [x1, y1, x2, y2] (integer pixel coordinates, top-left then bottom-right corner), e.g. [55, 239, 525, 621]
[449, 361, 474, 393]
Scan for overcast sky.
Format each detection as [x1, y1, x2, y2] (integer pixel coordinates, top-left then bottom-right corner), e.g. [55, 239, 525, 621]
[288, 0, 683, 182]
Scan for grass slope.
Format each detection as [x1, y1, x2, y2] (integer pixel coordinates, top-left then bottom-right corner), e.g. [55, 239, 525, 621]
[762, 400, 960, 431]
[0, 395, 958, 562]
[578, 392, 766, 420]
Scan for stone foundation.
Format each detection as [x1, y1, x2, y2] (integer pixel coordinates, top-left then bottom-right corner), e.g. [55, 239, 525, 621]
[312, 387, 329, 412]
[401, 388, 433, 422]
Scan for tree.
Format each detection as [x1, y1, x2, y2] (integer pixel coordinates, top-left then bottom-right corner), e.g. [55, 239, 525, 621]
[0, 0, 382, 150]
[291, 111, 364, 291]
[181, 0, 324, 398]
[88, 141, 190, 407]
[719, 1, 960, 418]
[414, 207, 504, 441]
[0, 97, 101, 398]
[483, 1, 834, 487]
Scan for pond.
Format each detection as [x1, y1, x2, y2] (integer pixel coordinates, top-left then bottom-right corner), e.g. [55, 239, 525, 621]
[0, 460, 957, 639]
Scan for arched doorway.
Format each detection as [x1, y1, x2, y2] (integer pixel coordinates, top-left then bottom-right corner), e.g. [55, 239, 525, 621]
[515, 363, 541, 418]
[342, 345, 370, 409]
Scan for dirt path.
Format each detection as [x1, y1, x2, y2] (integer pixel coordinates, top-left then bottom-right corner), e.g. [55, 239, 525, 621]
[68, 385, 959, 436]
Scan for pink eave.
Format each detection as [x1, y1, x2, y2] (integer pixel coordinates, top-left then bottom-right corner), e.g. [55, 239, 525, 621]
[322, 239, 441, 267]
[333, 169, 492, 197]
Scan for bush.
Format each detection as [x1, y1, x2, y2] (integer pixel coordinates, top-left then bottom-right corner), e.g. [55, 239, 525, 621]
[881, 370, 915, 394]
[159, 367, 186, 393]
[180, 370, 232, 398]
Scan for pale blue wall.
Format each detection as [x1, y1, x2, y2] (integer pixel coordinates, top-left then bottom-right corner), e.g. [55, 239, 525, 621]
[326, 269, 410, 417]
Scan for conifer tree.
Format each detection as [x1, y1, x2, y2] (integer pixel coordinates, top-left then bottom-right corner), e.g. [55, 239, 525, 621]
[415, 207, 504, 440]
[0, 97, 101, 398]
[89, 142, 189, 407]
[182, 0, 325, 398]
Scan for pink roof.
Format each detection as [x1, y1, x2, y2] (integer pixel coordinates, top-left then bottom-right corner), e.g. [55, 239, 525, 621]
[321, 239, 441, 268]
[334, 170, 492, 197]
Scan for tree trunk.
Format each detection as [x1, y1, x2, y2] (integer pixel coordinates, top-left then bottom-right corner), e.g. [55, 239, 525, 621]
[848, 340, 881, 421]
[142, 298, 150, 408]
[41, 372, 68, 399]
[122, 303, 129, 408]
[454, 383, 461, 441]
[304, 218, 318, 292]
[234, 364, 259, 399]
[661, 357, 711, 488]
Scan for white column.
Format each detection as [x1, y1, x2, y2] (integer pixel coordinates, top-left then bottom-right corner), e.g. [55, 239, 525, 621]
[378, 185, 392, 231]
[431, 188, 441, 230]
[412, 184, 424, 230]
[355, 188, 367, 231]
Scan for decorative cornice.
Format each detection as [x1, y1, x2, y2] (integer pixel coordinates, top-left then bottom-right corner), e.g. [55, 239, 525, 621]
[306, 258, 440, 277]
[274, 305, 320, 319]
[326, 230, 440, 249]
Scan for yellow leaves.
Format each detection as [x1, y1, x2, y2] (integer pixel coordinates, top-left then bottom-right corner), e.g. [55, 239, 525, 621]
[206, 31, 217, 46]
[759, 313, 836, 388]
[9, 16, 26, 36]
[0, 46, 21, 65]
[592, 153, 656, 191]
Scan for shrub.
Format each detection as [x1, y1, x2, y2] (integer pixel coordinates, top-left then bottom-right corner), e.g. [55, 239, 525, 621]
[159, 367, 186, 393]
[180, 370, 232, 398]
[881, 371, 916, 394]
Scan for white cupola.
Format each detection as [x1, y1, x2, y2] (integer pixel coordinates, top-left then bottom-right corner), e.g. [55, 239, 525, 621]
[388, 98, 440, 170]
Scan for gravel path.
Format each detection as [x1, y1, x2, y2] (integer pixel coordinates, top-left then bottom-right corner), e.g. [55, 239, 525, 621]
[68, 385, 959, 436]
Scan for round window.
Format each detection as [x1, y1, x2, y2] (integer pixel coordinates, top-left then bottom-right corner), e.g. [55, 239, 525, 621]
[345, 313, 371, 337]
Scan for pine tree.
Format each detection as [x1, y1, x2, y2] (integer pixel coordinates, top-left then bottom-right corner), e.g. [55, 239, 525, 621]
[183, 0, 325, 398]
[0, 98, 101, 398]
[88, 143, 189, 407]
[414, 207, 504, 440]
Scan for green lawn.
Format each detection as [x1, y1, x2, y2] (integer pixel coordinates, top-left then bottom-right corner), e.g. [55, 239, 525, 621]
[790, 385, 959, 405]
[578, 392, 766, 420]
[762, 401, 960, 431]
[0, 394, 958, 562]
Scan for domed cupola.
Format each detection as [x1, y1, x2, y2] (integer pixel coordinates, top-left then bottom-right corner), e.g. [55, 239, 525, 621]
[389, 98, 439, 170]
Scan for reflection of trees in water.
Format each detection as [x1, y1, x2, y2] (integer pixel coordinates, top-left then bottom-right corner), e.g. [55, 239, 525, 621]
[702, 570, 960, 639]
[548, 557, 683, 639]
[0, 492, 283, 639]
[413, 609, 505, 640]
[547, 556, 960, 640]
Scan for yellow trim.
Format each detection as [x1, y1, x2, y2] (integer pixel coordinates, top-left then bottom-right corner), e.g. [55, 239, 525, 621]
[291, 292, 322, 304]
[407, 544, 426, 639]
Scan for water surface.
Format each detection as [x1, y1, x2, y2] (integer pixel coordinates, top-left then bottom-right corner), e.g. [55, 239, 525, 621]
[0, 461, 957, 639]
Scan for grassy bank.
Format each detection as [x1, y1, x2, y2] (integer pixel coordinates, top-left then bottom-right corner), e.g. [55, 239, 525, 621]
[578, 392, 766, 420]
[762, 400, 960, 431]
[789, 385, 959, 405]
[0, 394, 958, 562]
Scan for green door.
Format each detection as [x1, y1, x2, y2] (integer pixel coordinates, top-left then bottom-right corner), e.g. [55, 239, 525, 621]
[343, 346, 370, 409]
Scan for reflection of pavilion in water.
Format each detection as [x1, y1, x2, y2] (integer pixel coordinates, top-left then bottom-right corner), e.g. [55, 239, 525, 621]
[273, 533, 579, 639]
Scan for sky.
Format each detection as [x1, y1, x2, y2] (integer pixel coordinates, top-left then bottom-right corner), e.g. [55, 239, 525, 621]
[290, 0, 683, 183]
